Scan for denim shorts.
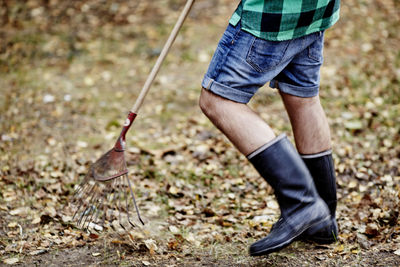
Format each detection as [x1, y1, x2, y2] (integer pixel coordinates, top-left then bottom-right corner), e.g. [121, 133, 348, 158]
[202, 22, 325, 103]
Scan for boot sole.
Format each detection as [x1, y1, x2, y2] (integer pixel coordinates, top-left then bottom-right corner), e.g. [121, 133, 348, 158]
[250, 214, 330, 256]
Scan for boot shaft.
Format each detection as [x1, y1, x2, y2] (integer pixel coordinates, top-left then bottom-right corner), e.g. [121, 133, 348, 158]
[247, 134, 331, 255]
[301, 151, 337, 217]
[248, 134, 322, 218]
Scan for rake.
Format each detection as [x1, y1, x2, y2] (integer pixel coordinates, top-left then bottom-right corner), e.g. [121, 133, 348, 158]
[70, 0, 195, 231]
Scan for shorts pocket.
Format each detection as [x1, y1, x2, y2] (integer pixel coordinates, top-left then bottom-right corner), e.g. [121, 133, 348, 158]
[246, 37, 291, 73]
[308, 32, 324, 62]
[207, 25, 241, 79]
[207, 45, 228, 79]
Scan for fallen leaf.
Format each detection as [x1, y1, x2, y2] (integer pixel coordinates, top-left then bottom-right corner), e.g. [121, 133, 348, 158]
[167, 239, 180, 250]
[3, 258, 19, 265]
[43, 94, 55, 103]
[32, 216, 41, 224]
[40, 214, 53, 225]
[29, 249, 48, 256]
[185, 232, 201, 247]
[365, 223, 379, 237]
[89, 233, 99, 239]
[344, 120, 363, 130]
[334, 244, 344, 253]
[202, 207, 215, 217]
[144, 239, 158, 255]
[7, 222, 17, 228]
[9, 207, 29, 216]
[169, 225, 180, 234]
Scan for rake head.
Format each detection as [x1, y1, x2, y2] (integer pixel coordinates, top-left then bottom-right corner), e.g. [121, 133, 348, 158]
[69, 112, 144, 231]
[88, 148, 128, 181]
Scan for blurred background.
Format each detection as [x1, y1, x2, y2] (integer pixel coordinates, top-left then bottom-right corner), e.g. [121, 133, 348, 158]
[0, 0, 399, 265]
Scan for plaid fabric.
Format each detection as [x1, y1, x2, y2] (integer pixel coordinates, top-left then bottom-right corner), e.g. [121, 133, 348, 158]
[229, 0, 340, 41]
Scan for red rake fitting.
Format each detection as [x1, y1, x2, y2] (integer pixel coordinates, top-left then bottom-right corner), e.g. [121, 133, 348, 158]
[114, 112, 137, 152]
[90, 112, 137, 182]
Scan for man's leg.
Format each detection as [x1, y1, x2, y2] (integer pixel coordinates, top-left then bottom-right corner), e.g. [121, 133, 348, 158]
[199, 88, 275, 156]
[200, 88, 331, 255]
[279, 92, 331, 154]
[280, 91, 338, 243]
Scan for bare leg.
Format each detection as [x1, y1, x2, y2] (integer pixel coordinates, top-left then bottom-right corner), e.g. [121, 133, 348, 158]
[279, 91, 331, 154]
[199, 88, 275, 156]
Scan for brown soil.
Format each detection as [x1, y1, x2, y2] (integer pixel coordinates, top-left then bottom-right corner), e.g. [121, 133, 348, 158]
[12, 242, 400, 267]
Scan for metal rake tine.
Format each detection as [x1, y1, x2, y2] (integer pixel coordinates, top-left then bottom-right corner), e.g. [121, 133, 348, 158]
[124, 175, 136, 228]
[72, 182, 95, 221]
[78, 199, 96, 228]
[117, 177, 126, 230]
[126, 174, 145, 225]
[72, 179, 89, 198]
[82, 191, 100, 230]
[72, 184, 83, 199]
[84, 193, 102, 231]
[109, 179, 119, 220]
[72, 180, 91, 204]
[77, 184, 97, 227]
[77, 191, 94, 227]
[81, 193, 96, 229]
[107, 179, 117, 203]
[104, 179, 117, 226]
[75, 183, 95, 223]
[90, 194, 104, 232]
[101, 196, 107, 228]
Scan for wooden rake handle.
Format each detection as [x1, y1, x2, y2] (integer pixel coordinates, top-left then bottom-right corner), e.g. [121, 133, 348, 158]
[130, 0, 195, 114]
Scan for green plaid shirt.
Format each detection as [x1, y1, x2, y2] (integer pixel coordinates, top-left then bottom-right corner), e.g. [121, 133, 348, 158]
[229, 0, 340, 41]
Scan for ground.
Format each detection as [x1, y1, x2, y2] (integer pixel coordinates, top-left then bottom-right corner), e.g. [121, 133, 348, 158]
[0, 0, 400, 266]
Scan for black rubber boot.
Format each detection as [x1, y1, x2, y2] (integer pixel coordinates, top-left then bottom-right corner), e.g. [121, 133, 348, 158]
[247, 134, 330, 256]
[301, 150, 338, 243]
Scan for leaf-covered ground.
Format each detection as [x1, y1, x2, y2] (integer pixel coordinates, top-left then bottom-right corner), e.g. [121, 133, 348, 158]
[1, 0, 400, 266]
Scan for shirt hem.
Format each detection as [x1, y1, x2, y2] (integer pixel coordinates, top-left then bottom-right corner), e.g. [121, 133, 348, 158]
[231, 10, 340, 41]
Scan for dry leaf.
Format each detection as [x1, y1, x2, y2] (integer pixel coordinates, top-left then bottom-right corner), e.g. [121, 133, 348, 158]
[169, 225, 179, 234]
[32, 216, 41, 224]
[144, 239, 158, 255]
[334, 244, 344, 253]
[3, 258, 19, 265]
[30, 249, 48, 256]
[167, 239, 180, 250]
[365, 223, 379, 237]
[7, 222, 17, 228]
[9, 207, 29, 216]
